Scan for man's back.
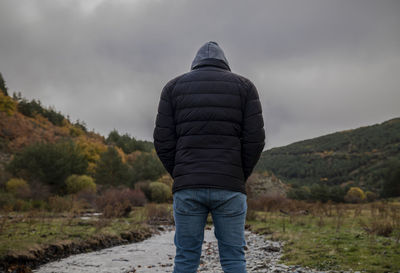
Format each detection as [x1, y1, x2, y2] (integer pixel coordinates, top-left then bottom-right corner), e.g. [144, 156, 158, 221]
[154, 41, 265, 194]
[153, 41, 265, 273]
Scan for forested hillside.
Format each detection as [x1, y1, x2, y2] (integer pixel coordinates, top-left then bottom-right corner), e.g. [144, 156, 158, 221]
[255, 118, 400, 199]
[0, 72, 169, 202]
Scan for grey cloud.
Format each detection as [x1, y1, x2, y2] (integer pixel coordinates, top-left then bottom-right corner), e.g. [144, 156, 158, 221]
[0, 0, 399, 149]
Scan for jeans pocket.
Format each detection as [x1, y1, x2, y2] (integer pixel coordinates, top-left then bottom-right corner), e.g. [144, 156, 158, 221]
[214, 191, 247, 216]
[173, 190, 205, 215]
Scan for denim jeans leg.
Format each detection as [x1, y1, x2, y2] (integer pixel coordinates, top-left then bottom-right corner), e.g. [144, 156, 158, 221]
[211, 189, 247, 273]
[173, 189, 208, 273]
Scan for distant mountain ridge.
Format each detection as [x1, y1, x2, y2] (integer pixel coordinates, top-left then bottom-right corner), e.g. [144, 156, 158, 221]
[254, 118, 400, 193]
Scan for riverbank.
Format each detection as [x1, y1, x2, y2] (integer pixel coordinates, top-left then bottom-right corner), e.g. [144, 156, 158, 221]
[1, 201, 399, 272]
[33, 225, 365, 273]
[33, 226, 322, 273]
[2, 227, 153, 272]
[0, 208, 158, 272]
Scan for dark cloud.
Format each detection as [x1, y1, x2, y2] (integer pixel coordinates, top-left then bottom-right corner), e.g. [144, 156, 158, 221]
[1, 0, 399, 148]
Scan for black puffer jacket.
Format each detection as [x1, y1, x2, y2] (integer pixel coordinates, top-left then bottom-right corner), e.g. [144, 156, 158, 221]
[153, 41, 265, 194]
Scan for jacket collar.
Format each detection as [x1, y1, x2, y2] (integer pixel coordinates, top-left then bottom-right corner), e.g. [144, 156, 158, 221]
[191, 58, 231, 71]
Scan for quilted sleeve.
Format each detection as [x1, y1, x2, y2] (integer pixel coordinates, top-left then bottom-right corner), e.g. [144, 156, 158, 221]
[241, 81, 265, 181]
[153, 81, 177, 177]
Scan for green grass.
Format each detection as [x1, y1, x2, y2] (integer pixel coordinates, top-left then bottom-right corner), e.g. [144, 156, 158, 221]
[247, 206, 400, 273]
[0, 208, 149, 258]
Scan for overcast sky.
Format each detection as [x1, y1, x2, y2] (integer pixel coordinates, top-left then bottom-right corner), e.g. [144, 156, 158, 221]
[0, 0, 399, 149]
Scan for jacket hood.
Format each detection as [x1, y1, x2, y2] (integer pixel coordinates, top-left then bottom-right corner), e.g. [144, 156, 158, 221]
[191, 41, 230, 71]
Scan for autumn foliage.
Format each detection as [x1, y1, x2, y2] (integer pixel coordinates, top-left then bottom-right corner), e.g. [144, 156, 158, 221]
[0, 92, 16, 116]
[0, 74, 170, 210]
[344, 187, 366, 203]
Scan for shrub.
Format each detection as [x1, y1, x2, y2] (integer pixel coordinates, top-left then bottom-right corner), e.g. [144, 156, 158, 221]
[13, 199, 32, 211]
[157, 174, 173, 188]
[246, 209, 258, 221]
[344, 187, 366, 203]
[248, 194, 290, 212]
[6, 178, 30, 198]
[365, 191, 378, 202]
[0, 191, 16, 210]
[76, 190, 97, 209]
[359, 218, 394, 237]
[69, 126, 84, 137]
[96, 187, 146, 211]
[29, 180, 51, 200]
[102, 200, 131, 218]
[148, 182, 172, 203]
[136, 180, 152, 200]
[48, 195, 73, 212]
[65, 175, 96, 194]
[31, 199, 48, 210]
[145, 203, 173, 224]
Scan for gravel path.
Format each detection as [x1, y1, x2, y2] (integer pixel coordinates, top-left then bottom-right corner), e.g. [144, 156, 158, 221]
[33, 227, 342, 273]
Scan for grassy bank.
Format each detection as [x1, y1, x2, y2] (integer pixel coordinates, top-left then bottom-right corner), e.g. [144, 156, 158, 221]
[247, 200, 400, 273]
[0, 204, 173, 270]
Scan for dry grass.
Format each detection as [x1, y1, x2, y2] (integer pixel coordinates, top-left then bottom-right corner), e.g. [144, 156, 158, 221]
[145, 203, 173, 225]
[247, 196, 400, 272]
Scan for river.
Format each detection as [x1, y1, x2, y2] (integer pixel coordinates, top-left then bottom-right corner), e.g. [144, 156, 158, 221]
[33, 227, 329, 273]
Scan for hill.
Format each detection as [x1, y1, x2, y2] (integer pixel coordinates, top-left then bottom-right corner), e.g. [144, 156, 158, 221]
[0, 87, 163, 193]
[254, 118, 400, 195]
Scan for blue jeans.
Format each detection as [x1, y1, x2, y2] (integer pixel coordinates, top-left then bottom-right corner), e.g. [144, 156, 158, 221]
[173, 188, 247, 273]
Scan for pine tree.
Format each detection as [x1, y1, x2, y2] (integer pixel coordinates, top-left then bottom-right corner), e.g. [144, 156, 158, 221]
[94, 146, 130, 186]
[0, 72, 9, 96]
[381, 160, 400, 198]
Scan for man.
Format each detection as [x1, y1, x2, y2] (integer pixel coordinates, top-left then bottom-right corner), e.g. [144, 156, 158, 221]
[153, 41, 265, 273]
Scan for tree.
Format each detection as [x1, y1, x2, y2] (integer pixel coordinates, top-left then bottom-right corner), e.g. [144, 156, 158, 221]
[0, 92, 16, 115]
[129, 152, 166, 183]
[75, 136, 107, 174]
[94, 146, 130, 186]
[309, 183, 331, 202]
[157, 174, 173, 188]
[381, 160, 400, 198]
[106, 129, 154, 153]
[0, 72, 8, 96]
[329, 185, 347, 203]
[7, 141, 88, 191]
[17, 98, 65, 126]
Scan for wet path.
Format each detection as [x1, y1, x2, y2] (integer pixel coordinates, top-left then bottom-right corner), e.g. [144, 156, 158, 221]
[33, 227, 330, 273]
